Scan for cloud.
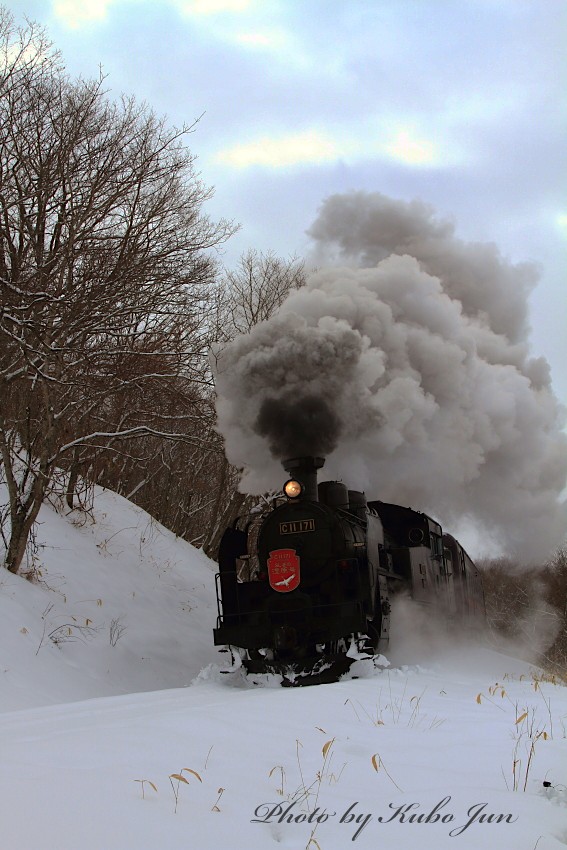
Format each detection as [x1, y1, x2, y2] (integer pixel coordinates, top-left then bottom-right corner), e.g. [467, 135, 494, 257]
[52, 0, 117, 28]
[175, 0, 253, 15]
[215, 130, 340, 169]
[52, 0, 255, 29]
[215, 120, 459, 171]
[382, 127, 441, 167]
[232, 29, 287, 50]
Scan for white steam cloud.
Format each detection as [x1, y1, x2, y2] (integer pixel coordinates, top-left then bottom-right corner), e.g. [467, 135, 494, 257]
[214, 192, 567, 562]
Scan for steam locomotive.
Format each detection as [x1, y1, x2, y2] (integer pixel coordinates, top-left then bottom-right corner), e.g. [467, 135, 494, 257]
[213, 456, 484, 685]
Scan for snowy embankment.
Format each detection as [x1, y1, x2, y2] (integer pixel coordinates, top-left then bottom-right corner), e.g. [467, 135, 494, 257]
[0, 487, 216, 711]
[1, 490, 566, 850]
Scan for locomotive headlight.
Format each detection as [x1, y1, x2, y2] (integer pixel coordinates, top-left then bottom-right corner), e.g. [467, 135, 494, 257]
[284, 479, 303, 499]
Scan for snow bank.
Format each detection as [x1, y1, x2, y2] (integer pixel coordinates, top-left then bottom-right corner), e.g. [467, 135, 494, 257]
[0, 486, 218, 711]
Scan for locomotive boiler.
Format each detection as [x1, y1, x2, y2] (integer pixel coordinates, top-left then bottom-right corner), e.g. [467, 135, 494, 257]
[213, 456, 484, 685]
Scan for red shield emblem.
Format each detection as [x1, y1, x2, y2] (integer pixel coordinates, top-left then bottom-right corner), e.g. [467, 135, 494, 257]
[267, 549, 300, 593]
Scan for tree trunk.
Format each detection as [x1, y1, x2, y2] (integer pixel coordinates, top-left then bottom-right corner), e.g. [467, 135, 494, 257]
[5, 497, 43, 574]
[203, 489, 257, 561]
[65, 454, 81, 510]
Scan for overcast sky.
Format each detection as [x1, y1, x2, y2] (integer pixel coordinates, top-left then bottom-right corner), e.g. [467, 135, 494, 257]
[7, 0, 567, 407]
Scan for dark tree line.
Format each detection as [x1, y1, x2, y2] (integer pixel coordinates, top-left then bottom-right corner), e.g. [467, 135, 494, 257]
[480, 549, 567, 677]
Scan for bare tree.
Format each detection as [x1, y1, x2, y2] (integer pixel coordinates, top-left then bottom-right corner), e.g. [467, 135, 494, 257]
[214, 248, 305, 341]
[479, 553, 567, 676]
[202, 250, 306, 557]
[0, 10, 234, 573]
[541, 547, 567, 674]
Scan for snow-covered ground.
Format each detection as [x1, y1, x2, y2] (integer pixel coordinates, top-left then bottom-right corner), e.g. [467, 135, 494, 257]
[1, 489, 566, 850]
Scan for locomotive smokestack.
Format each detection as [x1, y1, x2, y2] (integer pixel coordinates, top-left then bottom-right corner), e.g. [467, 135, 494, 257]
[283, 456, 325, 501]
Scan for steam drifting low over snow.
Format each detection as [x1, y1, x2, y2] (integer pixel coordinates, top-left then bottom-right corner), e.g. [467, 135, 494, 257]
[214, 192, 567, 561]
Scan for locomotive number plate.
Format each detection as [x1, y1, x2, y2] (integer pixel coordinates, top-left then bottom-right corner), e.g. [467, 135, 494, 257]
[279, 519, 315, 535]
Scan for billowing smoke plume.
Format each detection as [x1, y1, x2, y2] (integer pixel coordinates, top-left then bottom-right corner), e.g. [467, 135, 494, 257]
[214, 192, 567, 562]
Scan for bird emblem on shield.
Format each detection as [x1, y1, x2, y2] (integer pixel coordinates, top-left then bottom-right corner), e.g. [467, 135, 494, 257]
[267, 548, 300, 592]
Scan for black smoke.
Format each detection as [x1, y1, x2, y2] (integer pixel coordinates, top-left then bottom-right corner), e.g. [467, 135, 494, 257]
[255, 393, 341, 460]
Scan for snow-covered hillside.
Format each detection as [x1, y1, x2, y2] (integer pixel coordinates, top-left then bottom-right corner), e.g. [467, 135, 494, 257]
[0, 487, 217, 711]
[1, 490, 566, 850]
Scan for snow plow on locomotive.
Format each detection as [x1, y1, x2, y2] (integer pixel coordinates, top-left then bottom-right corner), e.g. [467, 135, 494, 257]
[213, 456, 484, 685]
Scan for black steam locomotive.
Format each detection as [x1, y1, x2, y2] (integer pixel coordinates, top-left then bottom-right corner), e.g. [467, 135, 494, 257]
[213, 456, 484, 685]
